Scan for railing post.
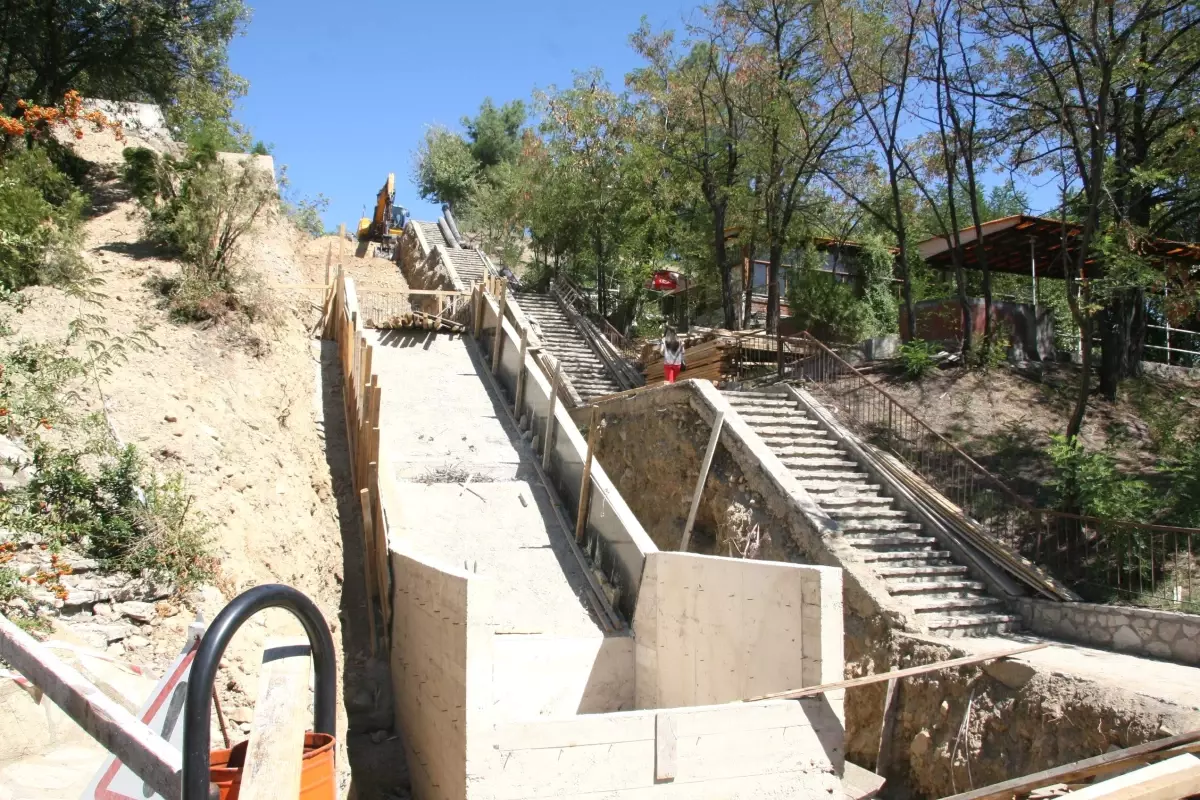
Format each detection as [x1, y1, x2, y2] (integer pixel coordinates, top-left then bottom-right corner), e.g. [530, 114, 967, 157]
[543, 361, 562, 471]
[491, 283, 507, 374]
[777, 331, 785, 378]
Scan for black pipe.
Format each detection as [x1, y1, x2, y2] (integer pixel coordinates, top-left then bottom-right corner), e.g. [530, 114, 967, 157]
[181, 584, 337, 800]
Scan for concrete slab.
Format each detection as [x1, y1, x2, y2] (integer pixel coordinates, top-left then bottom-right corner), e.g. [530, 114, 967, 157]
[368, 330, 525, 481]
[393, 481, 601, 638]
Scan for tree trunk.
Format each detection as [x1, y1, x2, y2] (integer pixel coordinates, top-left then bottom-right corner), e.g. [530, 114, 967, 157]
[713, 207, 736, 330]
[1097, 288, 1146, 400]
[766, 244, 782, 335]
[743, 245, 755, 328]
[1066, 275, 1092, 439]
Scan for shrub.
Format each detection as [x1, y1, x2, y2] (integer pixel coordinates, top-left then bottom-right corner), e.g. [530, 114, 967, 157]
[125, 148, 276, 322]
[2, 440, 214, 590]
[786, 266, 872, 344]
[0, 148, 87, 289]
[899, 339, 937, 380]
[1046, 434, 1153, 520]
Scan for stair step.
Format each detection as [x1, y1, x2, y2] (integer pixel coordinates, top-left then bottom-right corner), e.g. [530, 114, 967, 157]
[846, 534, 939, 549]
[801, 481, 882, 495]
[837, 518, 924, 533]
[923, 613, 1021, 637]
[817, 494, 894, 508]
[860, 550, 956, 567]
[886, 580, 988, 595]
[825, 507, 908, 520]
[909, 595, 1007, 613]
[780, 456, 861, 470]
[741, 420, 822, 432]
[792, 470, 873, 483]
[764, 438, 838, 450]
[877, 564, 969, 579]
[725, 405, 800, 418]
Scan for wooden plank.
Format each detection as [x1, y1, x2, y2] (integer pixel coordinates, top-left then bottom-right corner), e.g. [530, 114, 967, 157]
[655, 712, 677, 783]
[576, 408, 603, 544]
[746, 643, 1051, 703]
[0, 614, 182, 799]
[875, 678, 900, 777]
[680, 411, 725, 551]
[944, 732, 1200, 800]
[1063, 754, 1200, 799]
[324, 240, 332, 286]
[542, 361, 563, 471]
[358, 487, 379, 654]
[240, 637, 313, 800]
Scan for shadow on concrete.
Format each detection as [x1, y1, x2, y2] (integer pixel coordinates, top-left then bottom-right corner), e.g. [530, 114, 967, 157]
[319, 339, 410, 800]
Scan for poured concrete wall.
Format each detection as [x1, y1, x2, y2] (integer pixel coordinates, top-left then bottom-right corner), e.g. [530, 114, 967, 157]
[468, 699, 843, 798]
[633, 552, 844, 722]
[389, 550, 475, 800]
[489, 635, 635, 719]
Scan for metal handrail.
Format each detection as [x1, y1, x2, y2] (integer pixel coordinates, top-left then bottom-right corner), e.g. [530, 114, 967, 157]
[557, 275, 630, 349]
[182, 584, 336, 800]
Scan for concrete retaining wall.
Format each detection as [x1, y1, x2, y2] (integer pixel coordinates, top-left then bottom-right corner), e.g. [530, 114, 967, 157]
[633, 551, 844, 723]
[389, 549, 476, 800]
[1016, 598, 1200, 665]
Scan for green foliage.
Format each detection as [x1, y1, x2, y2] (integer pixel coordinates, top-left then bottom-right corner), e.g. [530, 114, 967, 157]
[786, 270, 871, 344]
[413, 126, 478, 208]
[124, 148, 274, 322]
[1046, 435, 1153, 520]
[0, 149, 87, 290]
[463, 98, 526, 170]
[899, 339, 937, 380]
[277, 165, 327, 238]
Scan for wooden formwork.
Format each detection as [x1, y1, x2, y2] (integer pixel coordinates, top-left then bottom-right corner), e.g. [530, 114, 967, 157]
[322, 268, 402, 652]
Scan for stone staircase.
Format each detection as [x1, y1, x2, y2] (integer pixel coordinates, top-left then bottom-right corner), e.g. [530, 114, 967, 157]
[415, 220, 452, 249]
[513, 292, 623, 402]
[723, 389, 1020, 638]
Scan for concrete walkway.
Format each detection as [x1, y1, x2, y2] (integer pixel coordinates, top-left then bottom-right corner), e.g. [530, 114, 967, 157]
[369, 329, 603, 639]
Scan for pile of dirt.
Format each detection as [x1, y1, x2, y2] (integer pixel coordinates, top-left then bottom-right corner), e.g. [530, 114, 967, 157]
[300, 235, 410, 292]
[0, 128, 398, 794]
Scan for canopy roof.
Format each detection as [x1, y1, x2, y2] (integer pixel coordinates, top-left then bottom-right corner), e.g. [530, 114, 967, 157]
[916, 215, 1200, 279]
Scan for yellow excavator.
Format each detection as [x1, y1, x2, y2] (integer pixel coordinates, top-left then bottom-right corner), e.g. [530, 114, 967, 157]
[357, 173, 409, 259]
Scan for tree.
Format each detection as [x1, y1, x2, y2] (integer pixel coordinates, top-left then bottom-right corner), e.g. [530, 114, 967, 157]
[630, 20, 748, 329]
[464, 98, 526, 170]
[412, 125, 477, 208]
[820, 0, 922, 340]
[717, 0, 854, 334]
[0, 0, 250, 145]
[976, 0, 1200, 435]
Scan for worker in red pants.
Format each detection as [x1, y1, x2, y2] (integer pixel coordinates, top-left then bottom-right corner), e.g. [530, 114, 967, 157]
[661, 326, 686, 383]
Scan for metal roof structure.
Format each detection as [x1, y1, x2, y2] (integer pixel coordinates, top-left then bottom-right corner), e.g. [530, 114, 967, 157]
[916, 215, 1200, 279]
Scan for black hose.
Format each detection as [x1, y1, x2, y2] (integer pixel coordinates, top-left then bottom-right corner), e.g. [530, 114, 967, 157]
[181, 584, 336, 800]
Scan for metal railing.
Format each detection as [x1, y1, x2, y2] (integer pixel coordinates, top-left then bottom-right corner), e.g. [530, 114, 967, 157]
[790, 331, 1200, 610]
[556, 275, 630, 350]
[355, 289, 470, 328]
[728, 332, 811, 380]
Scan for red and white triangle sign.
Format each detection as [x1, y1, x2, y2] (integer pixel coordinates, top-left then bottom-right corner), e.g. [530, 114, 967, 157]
[81, 619, 205, 799]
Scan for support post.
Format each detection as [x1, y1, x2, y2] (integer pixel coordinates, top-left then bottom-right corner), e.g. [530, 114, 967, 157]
[542, 361, 562, 471]
[680, 410, 725, 551]
[514, 328, 530, 412]
[777, 332, 785, 377]
[576, 408, 603, 544]
[491, 283, 507, 374]
[1030, 236, 1038, 312]
[338, 223, 346, 267]
[324, 241, 332, 288]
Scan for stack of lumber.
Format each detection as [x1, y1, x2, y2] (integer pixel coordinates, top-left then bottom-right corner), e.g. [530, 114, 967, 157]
[369, 310, 464, 333]
[643, 335, 735, 385]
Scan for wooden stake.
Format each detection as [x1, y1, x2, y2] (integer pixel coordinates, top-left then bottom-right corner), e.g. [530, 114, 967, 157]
[875, 678, 900, 776]
[543, 361, 562, 471]
[491, 283, 507, 374]
[680, 410, 725, 552]
[358, 487, 379, 656]
[338, 223, 346, 266]
[576, 408, 603, 544]
[514, 328, 530, 412]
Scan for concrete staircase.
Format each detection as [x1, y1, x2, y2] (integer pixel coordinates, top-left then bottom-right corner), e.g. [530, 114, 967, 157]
[723, 389, 1020, 638]
[513, 292, 623, 402]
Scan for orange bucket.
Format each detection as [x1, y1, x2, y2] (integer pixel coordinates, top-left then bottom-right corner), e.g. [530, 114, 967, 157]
[208, 732, 336, 800]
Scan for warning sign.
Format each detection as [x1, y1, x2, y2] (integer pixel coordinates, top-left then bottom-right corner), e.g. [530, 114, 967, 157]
[82, 622, 204, 800]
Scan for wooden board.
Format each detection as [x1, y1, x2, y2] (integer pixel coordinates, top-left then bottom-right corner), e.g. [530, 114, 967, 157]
[1063, 754, 1200, 799]
[240, 637, 313, 800]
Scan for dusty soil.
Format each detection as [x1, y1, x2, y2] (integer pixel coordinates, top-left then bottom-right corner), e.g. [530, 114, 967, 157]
[299, 235, 410, 292]
[867, 362, 1200, 505]
[3, 130, 407, 796]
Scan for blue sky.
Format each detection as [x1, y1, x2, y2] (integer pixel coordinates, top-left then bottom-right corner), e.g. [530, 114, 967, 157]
[230, 0, 697, 230]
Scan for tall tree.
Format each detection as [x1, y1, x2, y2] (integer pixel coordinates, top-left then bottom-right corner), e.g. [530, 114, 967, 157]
[630, 20, 748, 329]
[718, 0, 854, 333]
[820, 0, 922, 339]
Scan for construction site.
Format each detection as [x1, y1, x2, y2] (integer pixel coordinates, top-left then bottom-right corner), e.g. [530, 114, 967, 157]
[3, 145, 1197, 798]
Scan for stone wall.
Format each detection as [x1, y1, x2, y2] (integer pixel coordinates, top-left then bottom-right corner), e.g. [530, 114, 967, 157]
[1016, 598, 1200, 666]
